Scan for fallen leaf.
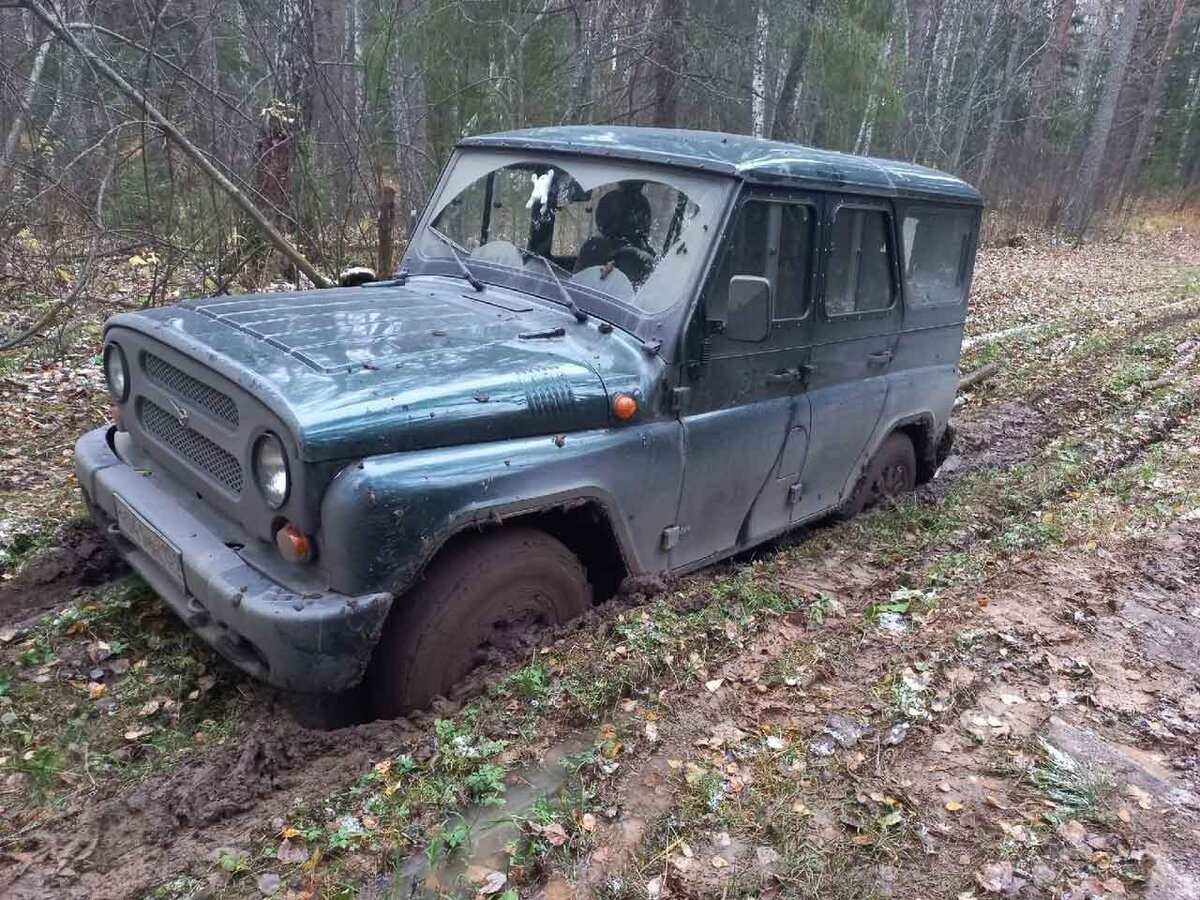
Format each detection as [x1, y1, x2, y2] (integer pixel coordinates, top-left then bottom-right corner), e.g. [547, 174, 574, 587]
[1057, 819, 1086, 846]
[276, 838, 308, 865]
[87, 682, 105, 700]
[705, 678, 724, 693]
[580, 813, 596, 832]
[975, 861, 1014, 893]
[537, 822, 568, 847]
[478, 870, 506, 895]
[1125, 784, 1153, 810]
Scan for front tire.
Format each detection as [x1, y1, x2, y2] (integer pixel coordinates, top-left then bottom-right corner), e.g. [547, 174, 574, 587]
[366, 528, 590, 718]
[839, 432, 917, 518]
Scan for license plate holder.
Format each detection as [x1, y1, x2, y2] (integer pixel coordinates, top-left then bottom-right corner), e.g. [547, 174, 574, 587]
[114, 494, 185, 589]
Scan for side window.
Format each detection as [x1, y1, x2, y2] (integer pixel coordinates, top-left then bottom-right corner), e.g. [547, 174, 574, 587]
[824, 207, 896, 316]
[709, 200, 813, 322]
[901, 206, 975, 308]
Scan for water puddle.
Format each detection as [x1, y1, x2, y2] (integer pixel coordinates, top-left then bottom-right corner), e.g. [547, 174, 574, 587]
[362, 733, 594, 899]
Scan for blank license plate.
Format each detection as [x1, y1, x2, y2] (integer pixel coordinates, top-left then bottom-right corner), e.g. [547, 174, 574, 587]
[114, 495, 185, 588]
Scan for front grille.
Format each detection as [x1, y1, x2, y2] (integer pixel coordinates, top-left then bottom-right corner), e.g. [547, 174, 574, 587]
[143, 352, 239, 428]
[139, 398, 244, 493]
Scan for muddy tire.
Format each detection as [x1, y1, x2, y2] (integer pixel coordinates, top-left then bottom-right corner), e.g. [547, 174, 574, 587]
[366, 528, 590, 718]
[839, 432, 917, 518]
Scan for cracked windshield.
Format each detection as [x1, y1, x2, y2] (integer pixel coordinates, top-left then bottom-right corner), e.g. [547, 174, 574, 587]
[422, 154, 724, 314]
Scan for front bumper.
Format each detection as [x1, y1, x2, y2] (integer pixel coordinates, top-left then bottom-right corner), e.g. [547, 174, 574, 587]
[73, 426, 392, 692]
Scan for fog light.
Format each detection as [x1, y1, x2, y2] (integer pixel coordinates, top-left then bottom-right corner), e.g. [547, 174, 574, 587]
[276, 524, 312, 563]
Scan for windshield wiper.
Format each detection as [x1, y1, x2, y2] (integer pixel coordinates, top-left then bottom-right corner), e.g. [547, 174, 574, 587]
[427, 226, 485, 292]
[522, 249, 587, 323]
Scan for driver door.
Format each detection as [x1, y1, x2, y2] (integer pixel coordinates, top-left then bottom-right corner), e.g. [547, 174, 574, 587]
[668, 192, 819, 569]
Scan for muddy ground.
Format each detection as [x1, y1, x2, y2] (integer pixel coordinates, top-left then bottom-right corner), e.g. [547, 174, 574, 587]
[1, 230, 1199, 899]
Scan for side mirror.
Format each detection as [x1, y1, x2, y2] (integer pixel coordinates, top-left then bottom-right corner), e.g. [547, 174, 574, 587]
[723, 275, 773, 342]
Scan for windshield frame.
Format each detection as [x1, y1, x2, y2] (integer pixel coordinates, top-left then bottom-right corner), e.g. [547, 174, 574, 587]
[402, 148, 736, 352]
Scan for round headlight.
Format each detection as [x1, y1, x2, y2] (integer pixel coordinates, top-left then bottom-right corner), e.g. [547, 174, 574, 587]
[103, 343, 129, 402]
[253, 432, 290, 508]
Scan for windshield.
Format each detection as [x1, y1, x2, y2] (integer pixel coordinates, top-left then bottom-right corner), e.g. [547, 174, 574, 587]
[413, 150, 731, 316]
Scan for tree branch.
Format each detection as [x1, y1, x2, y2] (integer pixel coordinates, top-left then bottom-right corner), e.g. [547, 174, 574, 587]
[17, 0, 332, 288]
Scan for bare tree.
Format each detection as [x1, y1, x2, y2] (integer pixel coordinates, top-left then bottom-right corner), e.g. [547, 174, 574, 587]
[1118, 0, 1187, 201]
[1065, 0, 1144, 237]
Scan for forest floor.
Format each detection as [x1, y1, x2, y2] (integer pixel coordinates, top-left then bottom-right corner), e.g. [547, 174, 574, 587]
[1, 225, 1200, 900]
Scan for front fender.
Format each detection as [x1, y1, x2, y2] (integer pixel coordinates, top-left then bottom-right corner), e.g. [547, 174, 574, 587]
[319, 424, 684, 596]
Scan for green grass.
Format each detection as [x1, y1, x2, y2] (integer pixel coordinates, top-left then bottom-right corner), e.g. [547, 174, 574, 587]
[0, 577, 244, 828]
[1027, 738, 1114, 825]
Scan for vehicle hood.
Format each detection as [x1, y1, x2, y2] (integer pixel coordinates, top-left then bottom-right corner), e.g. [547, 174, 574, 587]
[105, 277, 656, 462]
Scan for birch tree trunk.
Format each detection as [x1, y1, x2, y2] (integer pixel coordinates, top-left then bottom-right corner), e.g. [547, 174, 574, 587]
[1065, 0, 1144, 237]
[751, 3, 769, 137]
[855, 33, 895, 156]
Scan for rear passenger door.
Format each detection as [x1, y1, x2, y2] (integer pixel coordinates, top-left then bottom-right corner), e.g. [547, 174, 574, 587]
[792, 197, 903, 522]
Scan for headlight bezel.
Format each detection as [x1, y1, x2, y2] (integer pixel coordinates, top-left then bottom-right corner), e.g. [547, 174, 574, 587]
[252, 431, 291, 509]
[103, 342, 129, 402]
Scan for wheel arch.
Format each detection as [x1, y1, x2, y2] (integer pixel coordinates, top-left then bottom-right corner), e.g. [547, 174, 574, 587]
[390, 491, 633, 605]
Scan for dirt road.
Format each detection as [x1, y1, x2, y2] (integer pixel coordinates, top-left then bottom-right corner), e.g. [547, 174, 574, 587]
[2, 230, 1199, 899]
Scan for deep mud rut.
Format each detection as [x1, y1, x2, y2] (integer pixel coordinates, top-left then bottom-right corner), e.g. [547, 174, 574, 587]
[0, 520, 125, 631]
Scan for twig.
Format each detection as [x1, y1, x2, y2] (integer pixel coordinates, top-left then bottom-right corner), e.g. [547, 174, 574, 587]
[0, 135, 118, 351]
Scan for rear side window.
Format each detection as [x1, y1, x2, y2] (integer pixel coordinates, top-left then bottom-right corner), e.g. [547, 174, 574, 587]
[825, 207, 895, 316]
[901, 207, 975, 307]
[709, 200, 813, 321]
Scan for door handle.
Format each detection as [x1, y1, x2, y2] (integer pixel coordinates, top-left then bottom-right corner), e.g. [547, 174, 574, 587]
[765, 364, 813, 387]
[867, 349, 893, 366]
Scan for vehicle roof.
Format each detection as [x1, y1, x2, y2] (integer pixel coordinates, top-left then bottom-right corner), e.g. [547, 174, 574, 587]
[459, 126, 983, 205]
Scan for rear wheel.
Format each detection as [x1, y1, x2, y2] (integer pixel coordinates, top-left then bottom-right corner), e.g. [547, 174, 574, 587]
[366, 528, 590, 718]
[840, 432, 917, 518]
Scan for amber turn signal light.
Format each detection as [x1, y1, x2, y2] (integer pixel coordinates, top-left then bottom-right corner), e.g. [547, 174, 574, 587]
[276, 523, 312, 563]
[611, 393, 638, 420]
